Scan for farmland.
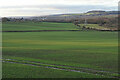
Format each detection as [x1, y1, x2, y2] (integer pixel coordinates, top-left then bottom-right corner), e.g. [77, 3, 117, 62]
[2, 22, 118, 78]
[79, 24, 109, 30]
[2, 22, 77, 31]
[79, 24, 117, 30]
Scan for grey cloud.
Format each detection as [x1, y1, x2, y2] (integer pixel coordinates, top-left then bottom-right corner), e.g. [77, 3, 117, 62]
[54, 5, 118, 13]
[1, 4, 118, 16]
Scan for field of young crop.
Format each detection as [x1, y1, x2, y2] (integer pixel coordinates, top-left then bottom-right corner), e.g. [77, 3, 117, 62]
[2, 22, 118, 78]
[2, 22, 77, 31]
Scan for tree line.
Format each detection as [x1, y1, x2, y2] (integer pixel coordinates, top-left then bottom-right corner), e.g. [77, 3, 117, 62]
[2, 15, 118, 28]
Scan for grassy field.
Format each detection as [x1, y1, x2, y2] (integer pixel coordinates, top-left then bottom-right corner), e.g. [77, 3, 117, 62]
[3, 62, 106, 78]
[79, 24, 117, 30]
[2, 22, 77, 31]
[2, 22, 118, 78]
[79, 24, 106, 29]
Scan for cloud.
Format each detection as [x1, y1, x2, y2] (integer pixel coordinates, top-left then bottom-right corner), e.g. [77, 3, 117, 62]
[0, 0, 119, 6]
[0, 0, 118, 17]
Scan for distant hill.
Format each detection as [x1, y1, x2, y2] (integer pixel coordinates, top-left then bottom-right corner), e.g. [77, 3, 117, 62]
[86, 10, 118, 16]
[57, 10, 119, 17]
[7, 10, 118, 22]
[4, 10, 118, 29]
[87, 10, 106, 13]
[29, 10, 118, 22]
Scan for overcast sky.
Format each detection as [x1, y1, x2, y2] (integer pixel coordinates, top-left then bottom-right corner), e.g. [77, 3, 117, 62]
[0, 0, 119, 17]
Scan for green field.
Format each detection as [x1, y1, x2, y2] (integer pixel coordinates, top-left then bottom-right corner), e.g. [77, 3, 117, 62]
[2, 22, 77, 31]
[79, 24, 108, 29]
[2, 22, 118, 78]
[3, 62, 106, 78]
[79, 24, 117, 30]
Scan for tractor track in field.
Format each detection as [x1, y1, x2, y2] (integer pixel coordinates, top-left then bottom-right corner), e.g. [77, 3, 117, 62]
[2, 58, 119, 78]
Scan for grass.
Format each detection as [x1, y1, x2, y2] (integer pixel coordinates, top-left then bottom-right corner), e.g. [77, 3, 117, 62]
[3, 62, 106, 78]
[79, 24, 110, 30]
[79, 24, 117, 30]
[2, 21, 118, 78]
[2, 22, 77, 31]
[3, 58, 118, 77]
[3, 32, 118, 71]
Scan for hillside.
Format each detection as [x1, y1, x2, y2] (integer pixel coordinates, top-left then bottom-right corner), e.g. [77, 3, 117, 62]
[3, 10, 118, 29]
[26, 10, 118, 23]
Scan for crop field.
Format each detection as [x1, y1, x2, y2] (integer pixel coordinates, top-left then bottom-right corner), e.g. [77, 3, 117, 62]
[2, 22, 118, 78]
[2, 22, 77, 31]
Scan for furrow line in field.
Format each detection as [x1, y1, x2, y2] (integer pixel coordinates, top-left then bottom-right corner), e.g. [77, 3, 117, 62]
[3, 58, 117, 74]
[3, 61, 107, 77]
[2, 58, 119, 78]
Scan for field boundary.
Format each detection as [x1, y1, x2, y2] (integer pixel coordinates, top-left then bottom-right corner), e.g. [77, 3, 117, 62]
[2, 30, 119, 32]
[2, 30, 80, 32]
